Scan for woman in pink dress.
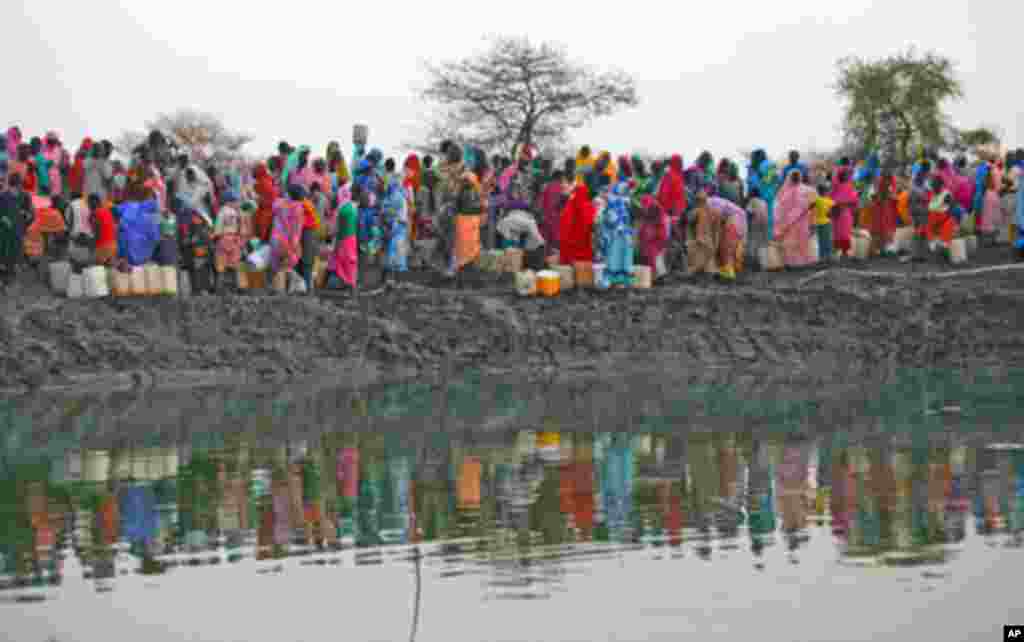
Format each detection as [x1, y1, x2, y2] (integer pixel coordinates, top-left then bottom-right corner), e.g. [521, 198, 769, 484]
[773, 170, 816, 267]
[978, 172, 1003, 245]
[830, 169, 858, 257]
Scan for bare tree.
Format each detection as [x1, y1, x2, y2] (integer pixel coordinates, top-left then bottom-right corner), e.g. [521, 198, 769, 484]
[413, 36, 639, 157]
[118, 109, 253, 164]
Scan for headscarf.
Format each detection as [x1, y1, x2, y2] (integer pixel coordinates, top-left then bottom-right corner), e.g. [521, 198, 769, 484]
[759, 160, 779, 190]
[403, 155, 422, 194]
[602, 180, 632, 236]
[775, 171, 811, 218]
[68, 138, 93, 195]
[336, 152, 351, 186]
[6, 128, 21, 159]
[657, 154, 686, 217]
[281, 145, 311, 187]
[748, 149, 767, 192]
[598, 151, 616, 185]
[617, 156, 633, 181]
[830, 169, 858, 209]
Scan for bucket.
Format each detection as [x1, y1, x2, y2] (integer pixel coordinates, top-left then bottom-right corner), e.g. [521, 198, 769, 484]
[111, 269, 131, 297]
[479, 250, 502, 273]
[760, 245, 784, 271]
[353, 124, 369, 146]
[128, 266, 146, 296]
[66, 273, 84, 299]
[83, 266, 109, 298]
[853, 235, 871, 260]
[633, 265, 653, 290]
[574, 262, 595, 288]
[160, 266, 178, 296]
[554, 264, 574, 290]
[501, 249, 524, 273]
[950, 238, 967, 265]
[894, 226, 914, 252]
[271, 270, 287, 293]
[537, 270, 560, 297]
[965, 236, 978, 255]
[514, 270, 537, 296]
[144, 264, 162, 296]
[49, 261, 70, 294]
[593, 263, 608, 290]
[808, 237, 820, 262]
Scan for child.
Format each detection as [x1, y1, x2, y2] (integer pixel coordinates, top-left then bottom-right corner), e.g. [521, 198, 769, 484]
[812, 184, 834, 264]
[745, 187, 769, 270]
[926, 177, 955, 253]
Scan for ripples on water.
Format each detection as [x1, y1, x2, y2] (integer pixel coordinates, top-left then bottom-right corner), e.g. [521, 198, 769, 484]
[2, 425, 1022, 601]
[1, 369, 1023, 641]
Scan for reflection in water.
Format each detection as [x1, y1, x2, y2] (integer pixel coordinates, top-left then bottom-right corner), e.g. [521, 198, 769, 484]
[2, 421, 1023, 605]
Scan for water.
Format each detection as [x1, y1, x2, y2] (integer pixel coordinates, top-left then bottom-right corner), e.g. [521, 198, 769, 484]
[1, 368, 1023, 642]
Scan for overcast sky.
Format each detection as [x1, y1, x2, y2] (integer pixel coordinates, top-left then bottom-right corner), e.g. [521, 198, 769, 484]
[5, 0, 1018, 163]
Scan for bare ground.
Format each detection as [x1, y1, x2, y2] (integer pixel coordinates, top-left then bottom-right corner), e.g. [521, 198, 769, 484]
[1, 243, 1023, 397]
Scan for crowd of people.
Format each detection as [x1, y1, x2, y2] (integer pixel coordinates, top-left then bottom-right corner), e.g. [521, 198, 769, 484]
[0, 124, 1022, 295]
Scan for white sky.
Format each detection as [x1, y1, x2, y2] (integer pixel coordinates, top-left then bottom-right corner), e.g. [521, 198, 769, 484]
[5, 0, 1019, 163]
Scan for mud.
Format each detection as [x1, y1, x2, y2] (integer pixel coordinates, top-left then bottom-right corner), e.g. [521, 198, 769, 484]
[1, 243, 1023, 396]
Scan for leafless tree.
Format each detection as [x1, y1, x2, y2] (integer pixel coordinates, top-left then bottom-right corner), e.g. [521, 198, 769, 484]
[411, 36, 639, 157]
[118, 109, 252, 164]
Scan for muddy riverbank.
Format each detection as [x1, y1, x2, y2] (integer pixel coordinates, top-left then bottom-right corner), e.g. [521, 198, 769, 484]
[1, 244, 1023, 397]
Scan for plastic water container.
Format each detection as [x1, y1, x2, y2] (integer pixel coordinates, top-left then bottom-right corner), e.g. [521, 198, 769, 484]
[502, 249, 524, 273]
[574, 262, 595, 288]
[66, 273, 84, 299]
[83, 266, 109, 298]
[537, 270, 560, 297]
[760, 245, 784, 271]
[809, 237, 820, 262]
[633, 265, 653, 289]
[49, 261, 70, 294]
[479, 250, 502, 273]
[894, 226, 914, 252]
[160, 266, 178, 296]
[593, 263, 608, 290]
[144, 264, 162, 296]
[965, 236, 978, 255]
[129, 266, 146, 296]
[514, 270, 537, 296]
[554, 264, 575, 290]
[111, 269, 131, 297]
[950, 238, 967, 264]
[353, 124, 369, 145]
[853, 232, 871, 260]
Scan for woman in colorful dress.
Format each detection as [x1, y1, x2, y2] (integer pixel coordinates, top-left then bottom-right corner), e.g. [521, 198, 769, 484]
[773, 170, 816, 268]
[328, 184, 360, 291]
[595, 181, 634, 288]
[213, 190, 244, 289]
[830, 168, 858, 258]
[870, 169, 899, 255]
[270, 185, 304, 282]
[708, 195, 747, 281]
[380, 179, 410, 278]
[637, 194, 669, 277]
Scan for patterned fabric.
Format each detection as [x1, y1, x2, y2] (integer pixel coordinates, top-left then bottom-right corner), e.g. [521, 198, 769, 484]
[773, 177, 815, 267]
[596, 182, 634, 286]
[381, 181, 409, 272]
[270, 199, 302, 273]
[329, 201, 359, 287]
